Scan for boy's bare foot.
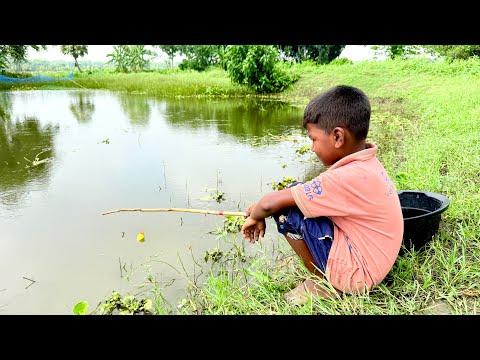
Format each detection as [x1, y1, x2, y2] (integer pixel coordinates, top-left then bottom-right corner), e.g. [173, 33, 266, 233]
[284, 279, 339, 305]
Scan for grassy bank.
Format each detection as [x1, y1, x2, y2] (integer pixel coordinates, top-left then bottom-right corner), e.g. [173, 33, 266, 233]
[170, 58, 480, 315]
[0, 68, 255, 97]
[3, 58, 479, 314]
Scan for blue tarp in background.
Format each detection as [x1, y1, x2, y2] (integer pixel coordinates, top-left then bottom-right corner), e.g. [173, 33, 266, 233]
[0, 73, 74, 83]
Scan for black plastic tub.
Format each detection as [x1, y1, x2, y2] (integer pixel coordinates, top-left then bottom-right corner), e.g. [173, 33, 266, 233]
[397, 190, 450, 253]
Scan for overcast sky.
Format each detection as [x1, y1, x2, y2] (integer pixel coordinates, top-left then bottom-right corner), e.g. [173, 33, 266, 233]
[27, 45, 376, 63]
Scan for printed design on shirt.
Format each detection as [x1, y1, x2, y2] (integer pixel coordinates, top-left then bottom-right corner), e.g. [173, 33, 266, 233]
[345, 234, 353, 251]
[380, 171, 395, 196]
[303, 179, 322, 200]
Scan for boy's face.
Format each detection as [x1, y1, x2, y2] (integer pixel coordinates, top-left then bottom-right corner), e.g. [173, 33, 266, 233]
[306, 123, 340, 167]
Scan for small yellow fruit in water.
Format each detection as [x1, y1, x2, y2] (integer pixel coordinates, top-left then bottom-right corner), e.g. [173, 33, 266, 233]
[136, 231, 145, 243]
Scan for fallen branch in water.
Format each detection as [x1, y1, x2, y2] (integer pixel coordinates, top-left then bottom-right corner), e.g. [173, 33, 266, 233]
[102, 208, 247, 217]
[24, 148, 52, 167]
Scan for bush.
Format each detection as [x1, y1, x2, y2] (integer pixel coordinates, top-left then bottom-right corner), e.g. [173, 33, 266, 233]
[329, 58, 353, 65]
[225, 45, 298, 94]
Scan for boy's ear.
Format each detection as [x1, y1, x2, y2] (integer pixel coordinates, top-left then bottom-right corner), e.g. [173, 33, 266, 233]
[332, 127, 345, 148]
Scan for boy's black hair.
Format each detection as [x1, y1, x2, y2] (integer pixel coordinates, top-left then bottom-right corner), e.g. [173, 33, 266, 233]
[303, 85, 371, 140]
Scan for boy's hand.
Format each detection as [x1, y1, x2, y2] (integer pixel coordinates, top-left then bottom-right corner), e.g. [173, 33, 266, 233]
[241, 216, 266, 243]
[245, 203, 255, 217]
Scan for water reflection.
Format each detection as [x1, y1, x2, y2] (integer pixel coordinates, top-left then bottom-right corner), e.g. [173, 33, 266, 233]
[0, 92, 12, 122]
[0, 115, 56, 205]
[69, 92, 95, 124]
[118, 92, 151, 127]
[162, 97, 303, 143]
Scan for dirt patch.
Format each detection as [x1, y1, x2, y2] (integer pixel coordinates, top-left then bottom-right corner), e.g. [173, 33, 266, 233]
[424, 299, 452, 315]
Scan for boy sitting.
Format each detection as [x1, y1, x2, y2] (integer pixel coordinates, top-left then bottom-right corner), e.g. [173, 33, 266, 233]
[241, 85, 404, 305]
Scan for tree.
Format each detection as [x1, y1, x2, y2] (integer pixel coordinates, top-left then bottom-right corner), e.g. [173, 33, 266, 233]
[177, 45, 225, 71]
[60, 45, 88, 72]
[0, 45, 47, 72]
[278, 45, 346, 64]
[106, 45, 156, 73]
[224, 45, 298, 94]
[370, 45, 420, 60]
[154, 45, 182, 68]
[127, 45, 157, 72]
[107, 46, 130, 73]
[423, 45, 480, 60]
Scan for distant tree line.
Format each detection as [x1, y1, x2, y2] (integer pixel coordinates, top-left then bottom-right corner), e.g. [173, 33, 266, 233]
[370, 45, 480, 60]
[3, 45, 479, 73]
[2, 45, 479, 94]
[14, 59, 114, 72]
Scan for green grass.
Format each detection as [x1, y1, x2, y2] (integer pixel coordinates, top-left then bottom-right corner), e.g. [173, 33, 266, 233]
[4, 58, 480, 314]
[170, 58, 479, 315]
[0, 68, 255, 97]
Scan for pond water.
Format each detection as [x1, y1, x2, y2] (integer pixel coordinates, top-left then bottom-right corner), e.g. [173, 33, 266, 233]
[0, 89, 322, 314]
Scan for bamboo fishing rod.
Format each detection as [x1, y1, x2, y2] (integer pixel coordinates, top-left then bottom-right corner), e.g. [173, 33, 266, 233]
[102, 207, 247, 217]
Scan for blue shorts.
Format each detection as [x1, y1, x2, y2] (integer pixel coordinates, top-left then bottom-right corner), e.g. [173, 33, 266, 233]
[272, 183, 334, 273]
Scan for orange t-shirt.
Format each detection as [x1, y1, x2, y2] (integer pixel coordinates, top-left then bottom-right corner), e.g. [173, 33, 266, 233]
[290, 143, 404, 293]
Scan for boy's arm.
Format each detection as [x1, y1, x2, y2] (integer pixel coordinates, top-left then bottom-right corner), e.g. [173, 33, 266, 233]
[249, 188, 297, 220]
[241, 188, 297, 243]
